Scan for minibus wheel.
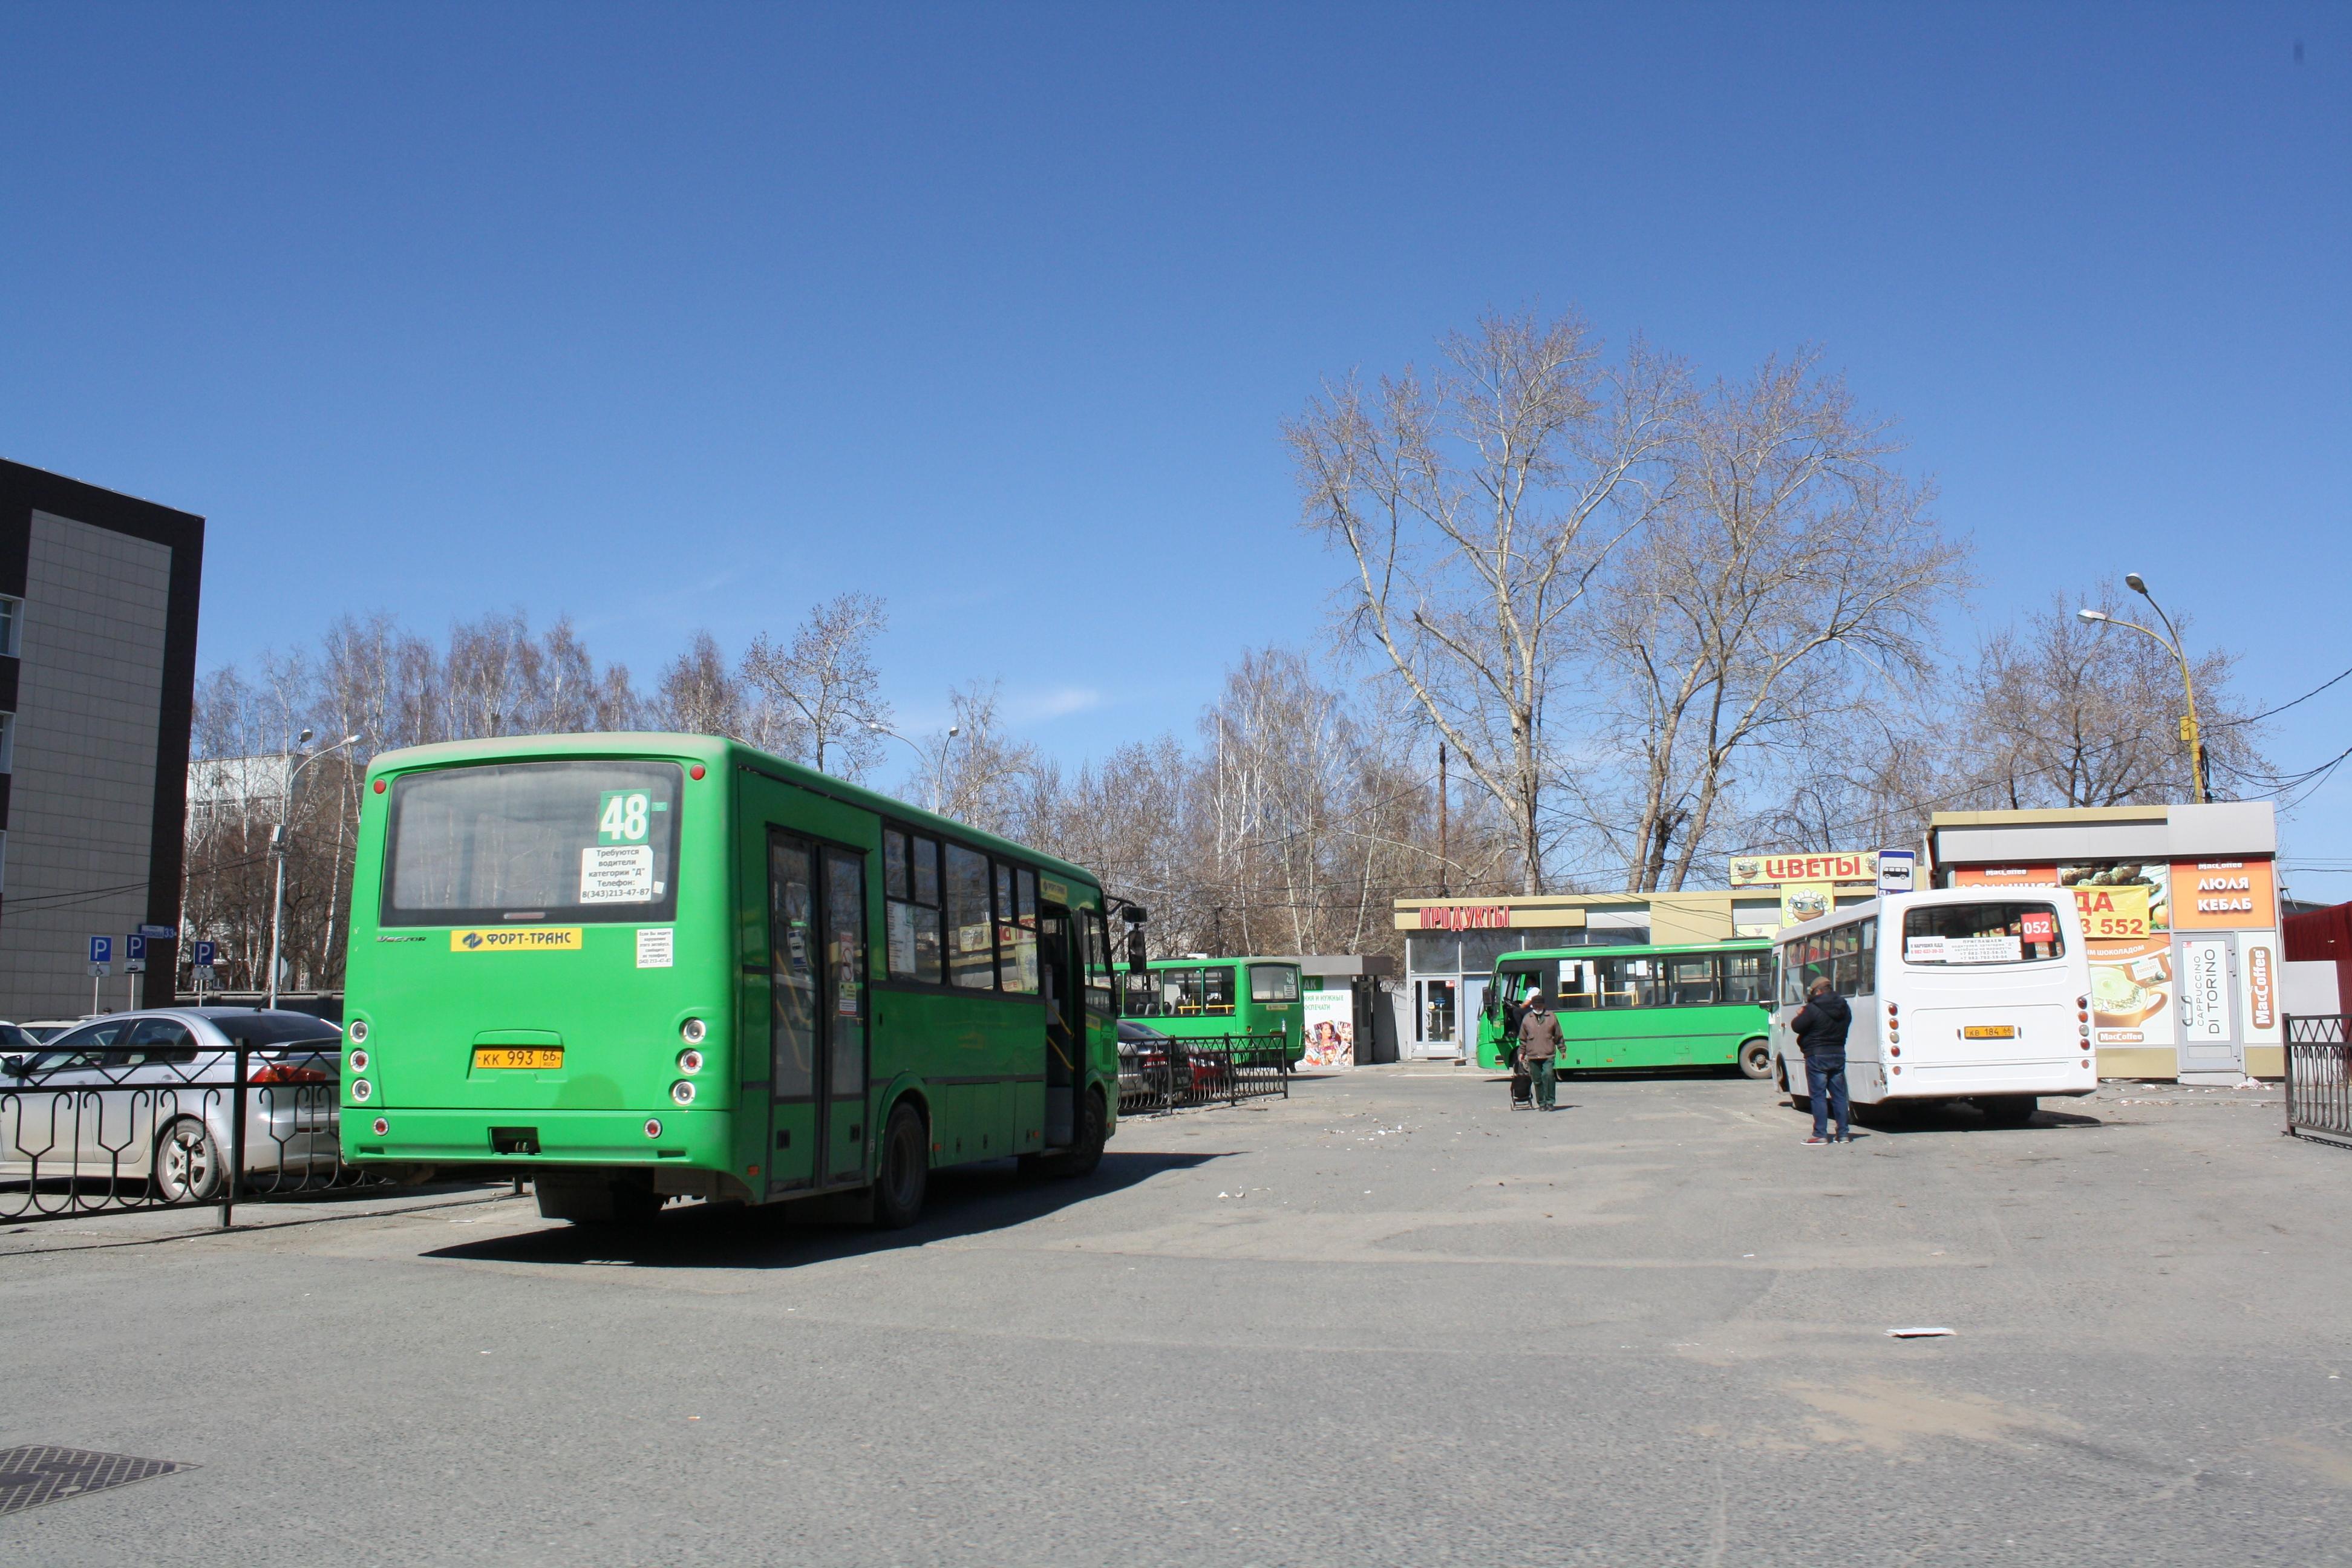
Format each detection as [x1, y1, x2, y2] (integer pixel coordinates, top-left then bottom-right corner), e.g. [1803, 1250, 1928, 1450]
[873, 1102, 929, 1229]
[1039, 1087, 1107, 1180]
[1738, 1039, 1772, 1080]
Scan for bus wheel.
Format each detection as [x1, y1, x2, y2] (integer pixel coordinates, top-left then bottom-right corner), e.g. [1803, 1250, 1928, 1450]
[1978, 1096, 2037, 1128]
[1040, 1088, 1107, 1180]
[1738, 1039, 1772, 1080]
[873, 1103, 929, 1229]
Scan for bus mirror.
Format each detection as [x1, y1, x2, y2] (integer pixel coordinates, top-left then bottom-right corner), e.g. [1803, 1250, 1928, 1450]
[1126, 926, 1148, 975]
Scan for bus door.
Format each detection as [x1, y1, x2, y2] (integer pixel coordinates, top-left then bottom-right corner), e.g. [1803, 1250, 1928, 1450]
[764, 832, 871, 1194]
[1039, 900, 1079, 1145]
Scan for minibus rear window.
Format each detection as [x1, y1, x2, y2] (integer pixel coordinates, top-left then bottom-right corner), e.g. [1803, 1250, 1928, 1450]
[1901, 901, 2063, 965]
[382, 760, 682, 927]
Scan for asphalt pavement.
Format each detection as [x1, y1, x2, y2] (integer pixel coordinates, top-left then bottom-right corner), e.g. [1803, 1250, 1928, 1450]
[2, 1067, 2348, 1566]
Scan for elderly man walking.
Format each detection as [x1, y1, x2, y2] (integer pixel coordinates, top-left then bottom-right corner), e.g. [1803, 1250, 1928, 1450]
[1792, 975, 1852, 1145]
[1518, 991, 1564, 1112]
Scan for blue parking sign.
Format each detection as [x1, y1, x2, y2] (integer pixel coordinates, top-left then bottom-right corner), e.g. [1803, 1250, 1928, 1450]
[125, 934, 147, 975]
[89, 935, 113, 966]
[193, 940, 218, 967]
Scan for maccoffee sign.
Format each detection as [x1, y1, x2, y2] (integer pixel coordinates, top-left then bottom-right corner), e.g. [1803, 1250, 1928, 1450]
[2247, 944, 2275, 1031]
[1727, 852, 1878, 887]
[1417, 904, 1512, 931]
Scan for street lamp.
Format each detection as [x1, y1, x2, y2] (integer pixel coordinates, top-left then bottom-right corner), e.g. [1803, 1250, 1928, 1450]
[2077, 573, 2208, 803]
[269, 730, 360, 1008]
[865, 721, 958, 814]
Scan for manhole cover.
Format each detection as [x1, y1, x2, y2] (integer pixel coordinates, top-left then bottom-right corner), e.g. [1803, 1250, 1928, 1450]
[0, 1446, 192, 1516]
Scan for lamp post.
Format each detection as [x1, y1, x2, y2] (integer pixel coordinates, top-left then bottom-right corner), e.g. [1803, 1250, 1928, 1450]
[269, 729, 361, 1008]
[866, 722, 958, 814]
[2078, 572, 2207, 803]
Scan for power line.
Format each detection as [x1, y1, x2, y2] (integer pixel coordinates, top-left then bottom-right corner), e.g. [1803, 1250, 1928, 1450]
[2212, 661, 2352, 728]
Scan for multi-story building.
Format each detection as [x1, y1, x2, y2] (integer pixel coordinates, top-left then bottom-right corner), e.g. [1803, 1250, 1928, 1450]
[0, 459, 204, 1020]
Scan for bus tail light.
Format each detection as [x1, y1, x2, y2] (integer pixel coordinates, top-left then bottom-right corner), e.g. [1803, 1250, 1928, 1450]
[350, 1079, 373, 1102]
[1885, 1001, 1898, 1017]
[644, 1119, 663, 1138]
[2077, 995, 2088, 1010]
[1889, 1045, 1901, 1057]
[348, 1019, 370, 1044]
[678, 1048, 704, 1075]
[670, 1080, 696, 1106]
[681, 1018, 707, 1045]
[371, 1117, 389, 1136]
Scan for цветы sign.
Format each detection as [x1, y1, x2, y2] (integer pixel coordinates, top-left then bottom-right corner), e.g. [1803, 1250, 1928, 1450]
[1728, 852, 1878, 887]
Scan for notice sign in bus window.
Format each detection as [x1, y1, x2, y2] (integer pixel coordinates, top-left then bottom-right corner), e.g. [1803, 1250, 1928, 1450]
[580, 844, 655, 903]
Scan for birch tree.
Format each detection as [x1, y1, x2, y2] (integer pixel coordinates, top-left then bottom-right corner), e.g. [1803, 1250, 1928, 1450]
[742, 592, 890, 778]
[1588, 352, 1962, 890]
[1285, 310, 1687, 893]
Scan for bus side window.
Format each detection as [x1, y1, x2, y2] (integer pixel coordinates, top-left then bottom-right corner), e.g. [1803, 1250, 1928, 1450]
[1830, 924, 1861, 996]
[1855, 919, 1877, 996]
[1557, 961, 1596, 1010]
[1724, 952, 1767, 1005]
[1203, 965, 1236, 1016]
[1668, 955, 1717, 1007]
[1083, 909, 1115, 1014]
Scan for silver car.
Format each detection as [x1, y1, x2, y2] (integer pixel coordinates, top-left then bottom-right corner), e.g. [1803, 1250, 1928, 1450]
[0, 1008, 344, 1200]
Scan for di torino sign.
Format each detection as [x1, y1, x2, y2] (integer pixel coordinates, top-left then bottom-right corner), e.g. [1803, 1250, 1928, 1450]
[1416, 904, 1513, 931]
[1727, 852, 1879, 888]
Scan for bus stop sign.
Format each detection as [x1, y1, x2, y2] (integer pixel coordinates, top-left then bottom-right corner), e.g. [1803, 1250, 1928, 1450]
[1877, 849, 1916, 897]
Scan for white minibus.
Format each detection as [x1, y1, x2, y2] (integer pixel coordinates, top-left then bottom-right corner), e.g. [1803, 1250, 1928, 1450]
[1768, 887, 2095, 1125]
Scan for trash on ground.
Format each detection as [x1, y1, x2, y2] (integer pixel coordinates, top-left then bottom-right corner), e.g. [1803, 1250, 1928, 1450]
[1886, 1326, 1956, 1339]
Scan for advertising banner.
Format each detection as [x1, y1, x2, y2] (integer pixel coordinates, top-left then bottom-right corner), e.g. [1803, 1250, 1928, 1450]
[2063, 864, 2173, 1048]
[1957, 864, 2174, 1046]
[1777, 882, 1834, 926]
[1730, 852, 1878, 887]
[2171, 860, 2276, 930]
[1302, 987, 1354, 1070]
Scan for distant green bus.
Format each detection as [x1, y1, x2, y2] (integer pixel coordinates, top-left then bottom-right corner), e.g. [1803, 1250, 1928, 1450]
[1475, 940, 1775, 1079]
[339, 733, 1122, 1227]
[1119, 957, 1304, 1065]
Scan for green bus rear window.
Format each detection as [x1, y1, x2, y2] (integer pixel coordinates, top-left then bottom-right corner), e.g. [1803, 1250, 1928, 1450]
[381, 760, 683, 927]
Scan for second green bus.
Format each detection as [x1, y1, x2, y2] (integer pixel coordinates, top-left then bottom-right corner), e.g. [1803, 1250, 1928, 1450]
[1475, 940, 1775, 1079]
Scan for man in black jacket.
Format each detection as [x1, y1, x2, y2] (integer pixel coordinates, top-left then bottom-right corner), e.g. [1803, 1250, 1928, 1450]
[1792, 975, 1852, 1145]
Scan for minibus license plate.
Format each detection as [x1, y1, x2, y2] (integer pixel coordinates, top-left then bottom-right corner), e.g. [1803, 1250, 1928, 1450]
[474, 1047, 563, 1070]
[1962, 1025, 2017, 1040]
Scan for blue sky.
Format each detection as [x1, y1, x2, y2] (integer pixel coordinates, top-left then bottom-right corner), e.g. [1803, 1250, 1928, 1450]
[4, 4, 2347, 886]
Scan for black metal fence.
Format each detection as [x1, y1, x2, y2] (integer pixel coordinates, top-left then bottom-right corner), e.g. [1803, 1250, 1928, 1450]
[1119, 1031, 1292, 1116]
[0, 1045, 384, 1225]
[2283, 1014, 2352, 1149]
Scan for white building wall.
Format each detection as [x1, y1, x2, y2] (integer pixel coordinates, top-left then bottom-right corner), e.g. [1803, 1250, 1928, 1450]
[0, 512, 174, 1019]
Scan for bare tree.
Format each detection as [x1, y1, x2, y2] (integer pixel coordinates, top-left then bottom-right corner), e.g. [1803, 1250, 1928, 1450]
[1286, 309, 1687, 893]
[653, 631, 749, 737]
[1585, 351, 1964, 889]
[927, 681, 1040, 833]
[1957, 583, 2264, 809]
[742, 592, 890, 779]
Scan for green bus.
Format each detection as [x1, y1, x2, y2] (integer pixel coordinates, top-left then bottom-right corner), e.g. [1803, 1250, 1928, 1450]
[1475, 940, 1775, 1079]
[1118, 956, 1304, 1064]
[339, 733, 1122, 1227]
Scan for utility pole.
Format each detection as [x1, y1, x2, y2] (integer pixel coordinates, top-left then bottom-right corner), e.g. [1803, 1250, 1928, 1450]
[1437, 743, 1449, 897]
[2078, 572, 2210, 803]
